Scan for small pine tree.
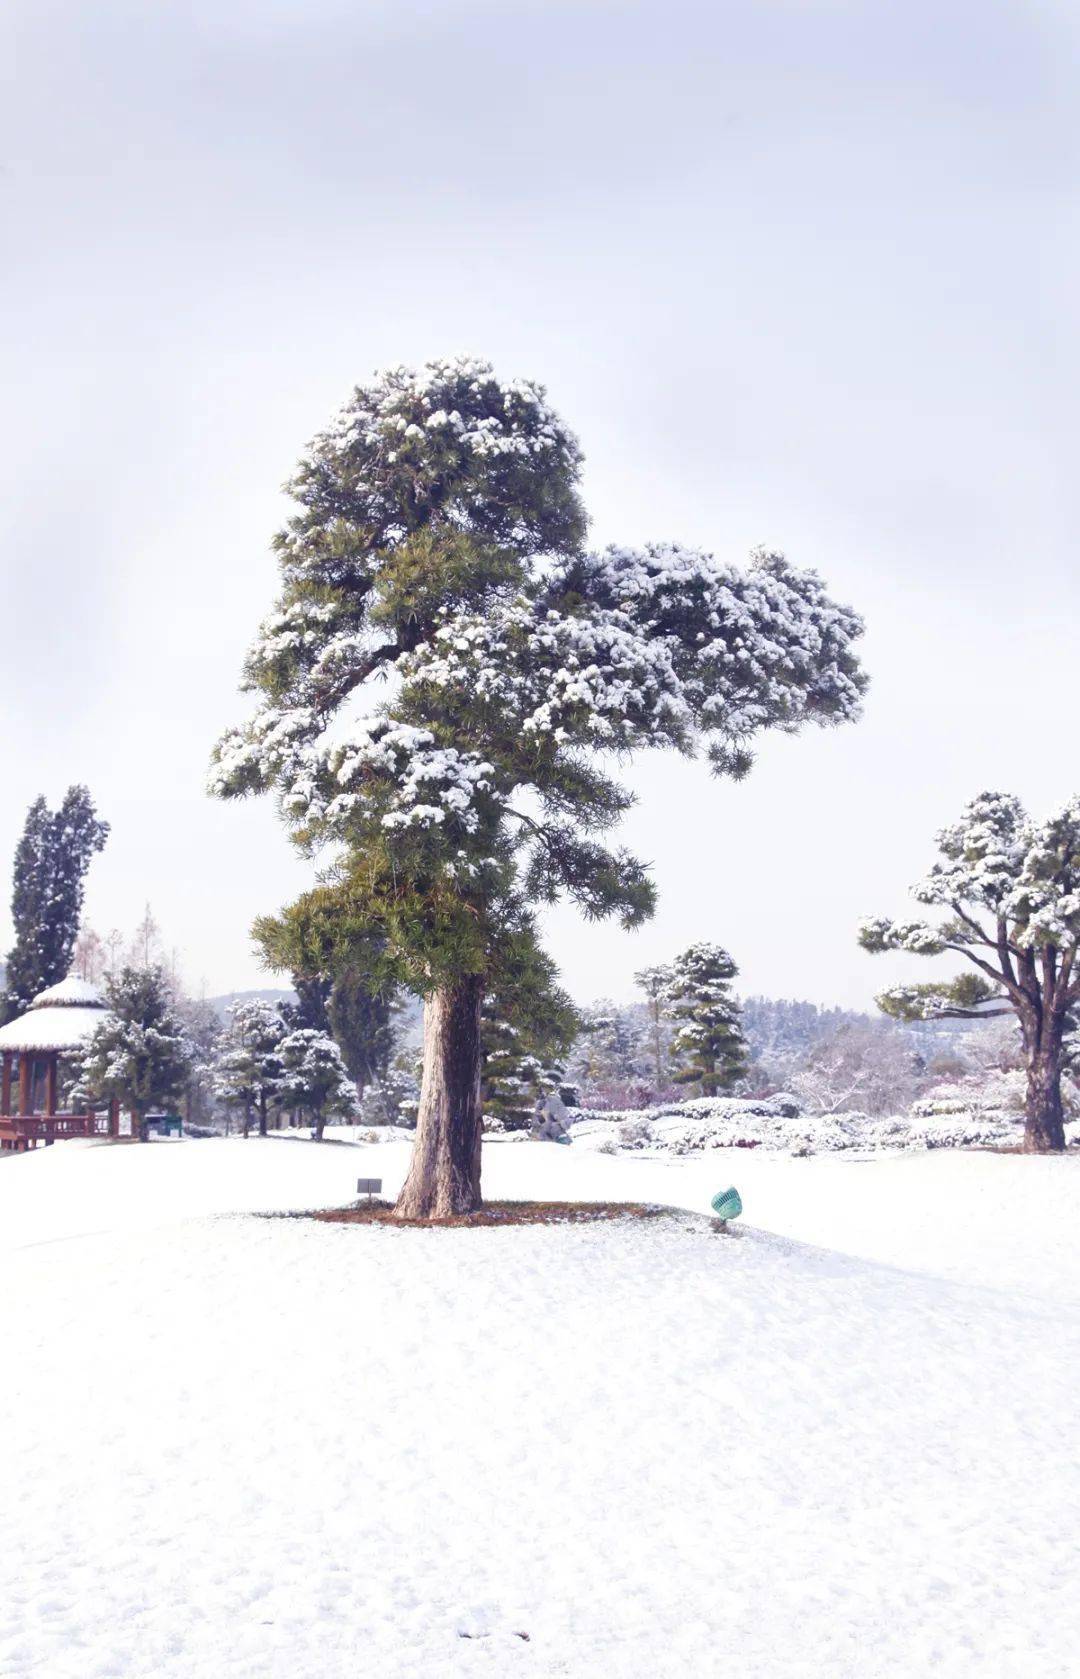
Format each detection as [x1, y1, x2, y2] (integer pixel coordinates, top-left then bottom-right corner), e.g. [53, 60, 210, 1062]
[2, 787, 109, 1020]
[80, 966, 193, 1125]
[277, 1029, 356, 1141]
[212, 1000, 287, 1136]
[285, 966, 398, 1096]
[666, 943, 749, 1096]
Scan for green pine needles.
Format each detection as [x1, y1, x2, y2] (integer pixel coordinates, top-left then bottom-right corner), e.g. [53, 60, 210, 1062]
[210, 356, 866, 1212]
[80, 966, 193, 1122]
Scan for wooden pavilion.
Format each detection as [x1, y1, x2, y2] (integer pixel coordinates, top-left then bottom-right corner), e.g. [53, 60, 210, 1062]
[0, 977, 130, 1151]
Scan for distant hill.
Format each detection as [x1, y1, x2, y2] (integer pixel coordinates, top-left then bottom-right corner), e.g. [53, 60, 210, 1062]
[205, 988, 296, 1020]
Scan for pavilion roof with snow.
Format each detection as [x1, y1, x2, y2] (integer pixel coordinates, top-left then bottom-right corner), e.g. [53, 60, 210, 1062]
[0, 976, 111, 1054]
[0, 978, 123, 1147]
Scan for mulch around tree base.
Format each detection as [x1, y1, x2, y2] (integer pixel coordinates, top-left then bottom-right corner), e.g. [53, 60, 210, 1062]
[299, 1200, 683, 1229]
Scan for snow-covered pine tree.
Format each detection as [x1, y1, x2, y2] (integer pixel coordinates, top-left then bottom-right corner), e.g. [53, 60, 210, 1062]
[859, 790, 1080, 1152]
[666, 943, 749, 1096]
[80, 966, 193, 1126]
[2, 787, 109, 1021]
[211, 356, 866, 1215]
[212, 999, 287, 1136]
[277, 1028, 356, 1140]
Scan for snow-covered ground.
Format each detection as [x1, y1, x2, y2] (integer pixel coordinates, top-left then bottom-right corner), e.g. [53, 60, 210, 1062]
[1, 1136, 1076, 1678]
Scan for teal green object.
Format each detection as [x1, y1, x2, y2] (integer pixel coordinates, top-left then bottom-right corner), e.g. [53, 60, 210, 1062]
[710, 1187, 743, 1221]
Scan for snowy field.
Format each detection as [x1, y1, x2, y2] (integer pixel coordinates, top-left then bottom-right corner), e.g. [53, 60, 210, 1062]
[1, 1137, 1077, 1678]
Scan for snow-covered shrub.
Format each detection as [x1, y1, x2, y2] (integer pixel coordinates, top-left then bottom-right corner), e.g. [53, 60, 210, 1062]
[903, 1112, 1022, 1149]
[561, 1086, 1046, 1156]
[911, 1068, 1025, 1121]
[567, 1094, 814, 1154]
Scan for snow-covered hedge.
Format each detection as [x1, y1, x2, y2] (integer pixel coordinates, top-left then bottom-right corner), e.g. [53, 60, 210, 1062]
[565, 1094, 1080, 1156]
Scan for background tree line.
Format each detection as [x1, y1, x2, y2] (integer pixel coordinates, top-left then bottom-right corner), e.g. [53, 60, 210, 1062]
[3, 781, 1066, 1143]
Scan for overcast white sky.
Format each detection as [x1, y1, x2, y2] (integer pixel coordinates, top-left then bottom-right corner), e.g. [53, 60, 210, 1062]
[2, 0, 1078, 1008]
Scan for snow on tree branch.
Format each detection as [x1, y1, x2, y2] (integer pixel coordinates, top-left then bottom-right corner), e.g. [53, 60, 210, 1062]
[212, 356, 866, 995]
[860, 790, 1080, 1152]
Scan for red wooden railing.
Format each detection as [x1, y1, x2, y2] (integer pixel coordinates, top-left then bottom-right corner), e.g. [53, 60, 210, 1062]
[0, 1111, 116, 1151]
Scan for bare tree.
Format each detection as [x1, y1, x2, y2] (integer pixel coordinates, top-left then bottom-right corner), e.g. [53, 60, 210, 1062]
[790, 1021, 921, 1117]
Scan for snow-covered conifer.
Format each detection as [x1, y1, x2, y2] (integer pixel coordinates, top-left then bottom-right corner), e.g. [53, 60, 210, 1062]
[283, 964, 398, 1096]
[80, 966, 193, 1125]
[212, 999, 287, 1136]
[277, 1029, 356, 1140]
[2, 787, 109, 1021]
[665, 944, 749, 1096]
[859, 790, 1080, 1151]
[211, 356, 866, 1215]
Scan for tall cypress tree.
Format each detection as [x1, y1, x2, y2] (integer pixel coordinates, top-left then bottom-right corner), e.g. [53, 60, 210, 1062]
[327, 972, 396, 1094]
[288, 972, 333, 1033]
[2, 786, 109, 1021]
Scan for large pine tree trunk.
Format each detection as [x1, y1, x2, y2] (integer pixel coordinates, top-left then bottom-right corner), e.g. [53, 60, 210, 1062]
[1024, 1040, 1066, 1152]
[394, 975, 484, 1218]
